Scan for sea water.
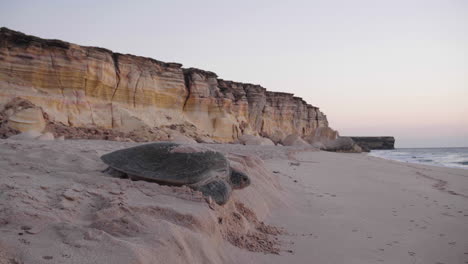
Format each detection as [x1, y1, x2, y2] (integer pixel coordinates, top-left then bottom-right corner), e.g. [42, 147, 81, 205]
[369, 148, 468, 169]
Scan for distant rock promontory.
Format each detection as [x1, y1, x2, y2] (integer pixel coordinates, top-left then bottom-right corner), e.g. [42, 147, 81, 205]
[349, 137, 395, 151]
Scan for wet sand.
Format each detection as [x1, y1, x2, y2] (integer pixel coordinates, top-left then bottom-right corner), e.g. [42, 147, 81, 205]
[260, 151, 468, 264]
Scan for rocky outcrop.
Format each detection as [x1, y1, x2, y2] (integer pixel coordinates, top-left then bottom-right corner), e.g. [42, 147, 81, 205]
[349, 137, 395, 151]
[281, 134, 310, 147]
[0, 97, 46, 133]
[0, 27, 337, 143]
[320, 137, 363, 153]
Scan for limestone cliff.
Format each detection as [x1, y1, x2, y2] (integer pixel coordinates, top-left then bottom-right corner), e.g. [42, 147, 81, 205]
[0, 27, 337, 142]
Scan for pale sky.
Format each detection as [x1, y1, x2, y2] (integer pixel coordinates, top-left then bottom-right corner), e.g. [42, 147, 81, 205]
[1, 0, 467, 147]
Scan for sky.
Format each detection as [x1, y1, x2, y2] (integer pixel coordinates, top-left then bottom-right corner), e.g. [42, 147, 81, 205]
[1, 0, 467, 147]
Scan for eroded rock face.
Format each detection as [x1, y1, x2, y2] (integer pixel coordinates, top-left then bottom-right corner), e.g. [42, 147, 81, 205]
[0, 27, 338, 143]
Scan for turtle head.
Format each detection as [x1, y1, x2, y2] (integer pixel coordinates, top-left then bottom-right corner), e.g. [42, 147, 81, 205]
[229, 168, 251, 189]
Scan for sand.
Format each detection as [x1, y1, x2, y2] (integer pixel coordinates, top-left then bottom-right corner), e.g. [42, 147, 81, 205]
[0, 139, 467, 264]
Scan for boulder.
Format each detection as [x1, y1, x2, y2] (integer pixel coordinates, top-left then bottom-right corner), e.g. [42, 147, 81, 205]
[304, 127, 339, 144]
[3, 102, 46, 133]
[281, 134, 310, 146]
[321, 137, 363, 153]
[311, 141, 325, 149]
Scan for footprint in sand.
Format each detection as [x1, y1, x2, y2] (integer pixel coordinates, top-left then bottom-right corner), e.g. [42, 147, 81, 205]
[18, 238, 30, 245]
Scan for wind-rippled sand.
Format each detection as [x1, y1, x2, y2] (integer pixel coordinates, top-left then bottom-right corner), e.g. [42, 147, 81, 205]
[0, 139, 467, 264]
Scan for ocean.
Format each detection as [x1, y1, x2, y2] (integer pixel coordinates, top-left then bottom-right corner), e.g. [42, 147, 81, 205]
[369, 147, 468, 169]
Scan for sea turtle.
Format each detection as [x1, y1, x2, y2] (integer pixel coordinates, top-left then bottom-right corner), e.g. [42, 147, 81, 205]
[100, 142, 251, 205]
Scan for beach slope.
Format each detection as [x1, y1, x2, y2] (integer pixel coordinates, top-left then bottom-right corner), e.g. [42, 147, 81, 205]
[0, 139, 467, 264]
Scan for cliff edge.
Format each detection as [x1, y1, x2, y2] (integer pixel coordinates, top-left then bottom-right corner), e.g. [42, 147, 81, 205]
[0, 27, 337, 143]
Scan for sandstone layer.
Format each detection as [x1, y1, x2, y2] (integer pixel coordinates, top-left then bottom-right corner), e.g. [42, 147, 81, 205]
[0, 28, 337, 143]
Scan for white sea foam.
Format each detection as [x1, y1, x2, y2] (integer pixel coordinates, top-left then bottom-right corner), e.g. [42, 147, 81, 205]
[369, 148, 468, 169]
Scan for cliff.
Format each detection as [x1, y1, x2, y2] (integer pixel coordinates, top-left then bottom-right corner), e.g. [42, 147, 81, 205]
[349, 137, 395, 151]
[0, 27, 337, 143]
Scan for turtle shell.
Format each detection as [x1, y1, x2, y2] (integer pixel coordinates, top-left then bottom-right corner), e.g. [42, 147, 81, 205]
[100, 142, 230, 186]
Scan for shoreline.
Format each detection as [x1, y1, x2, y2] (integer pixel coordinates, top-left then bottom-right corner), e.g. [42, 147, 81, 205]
[369, 148, 468, 170]
[0, 139, 467, 264]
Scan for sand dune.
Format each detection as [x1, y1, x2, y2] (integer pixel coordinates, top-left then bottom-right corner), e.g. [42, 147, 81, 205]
[0, 139, 467, 264]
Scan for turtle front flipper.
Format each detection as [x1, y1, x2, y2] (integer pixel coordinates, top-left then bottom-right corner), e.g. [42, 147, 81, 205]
[195, 179, 232, 205]
[102, 166, 128, 179]
[229, 168, 251, 189]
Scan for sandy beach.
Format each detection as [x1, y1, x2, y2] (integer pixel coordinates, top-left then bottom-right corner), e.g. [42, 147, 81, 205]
[0, 139, 467, 264]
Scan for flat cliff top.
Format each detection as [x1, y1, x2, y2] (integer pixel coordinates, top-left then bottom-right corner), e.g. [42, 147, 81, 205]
[0, 27, 179, 69]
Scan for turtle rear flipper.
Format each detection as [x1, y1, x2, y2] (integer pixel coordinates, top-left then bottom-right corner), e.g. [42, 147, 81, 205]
[196, 179, 232, 205]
